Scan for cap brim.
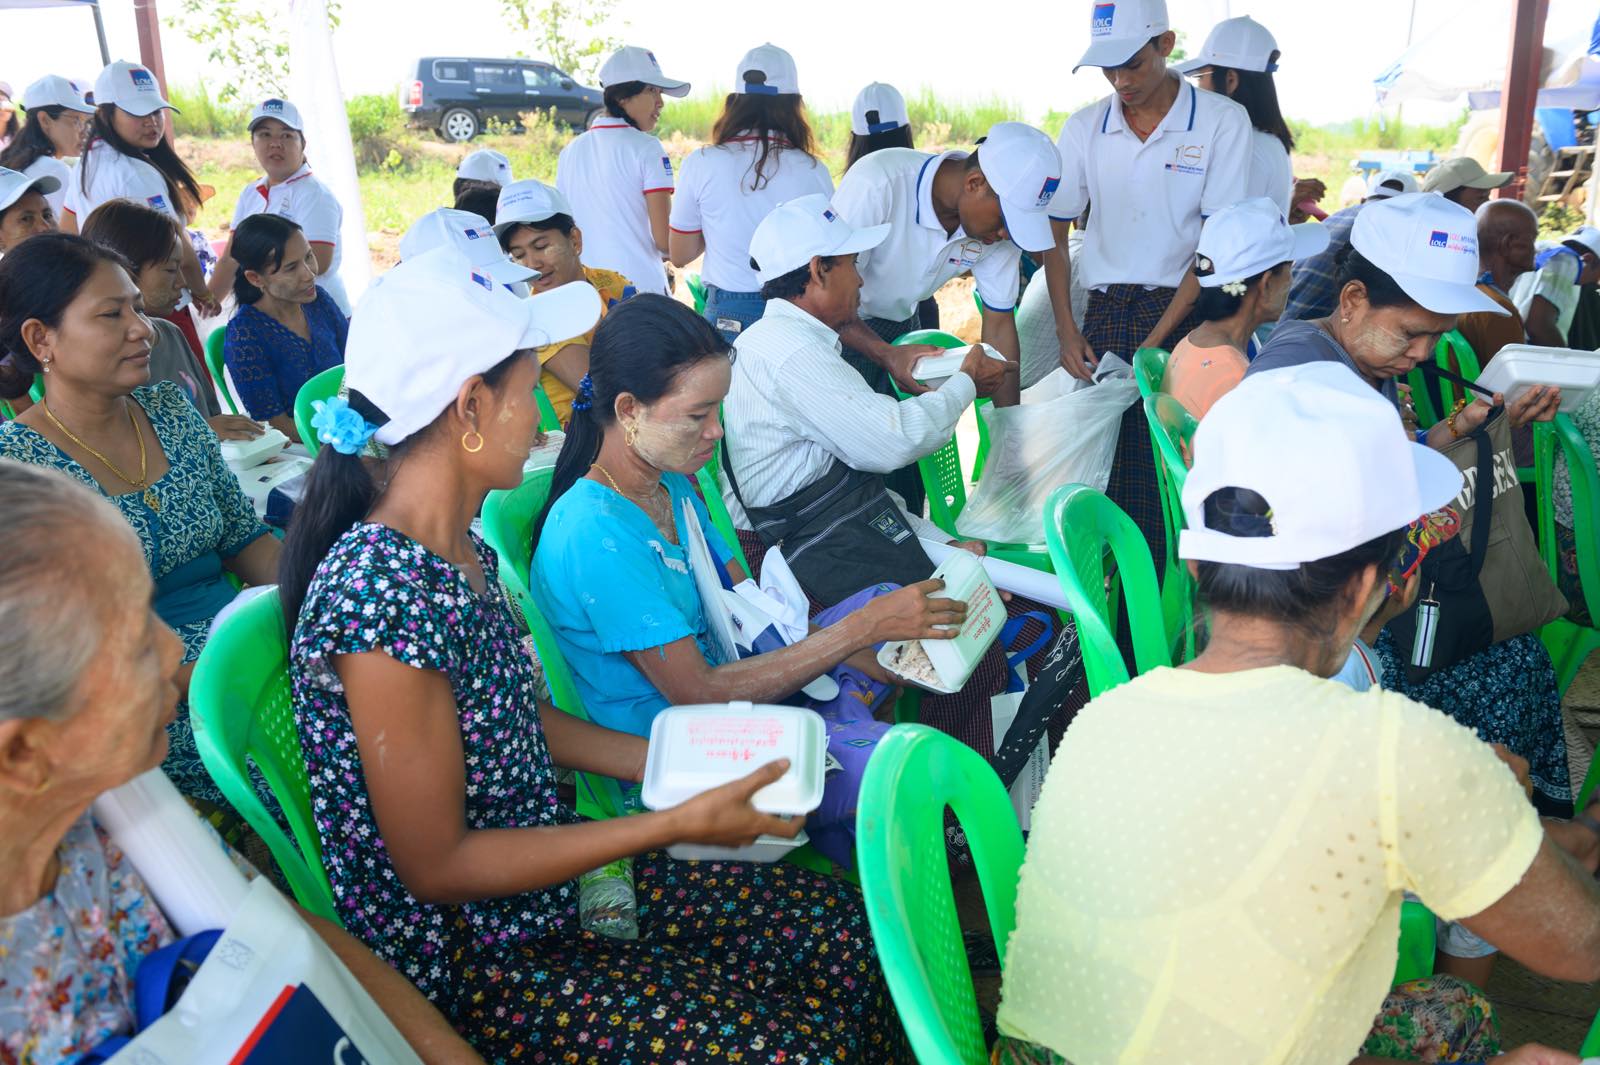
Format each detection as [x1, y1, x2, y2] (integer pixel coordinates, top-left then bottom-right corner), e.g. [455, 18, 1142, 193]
[120, 99, 178, 116]
[1289, 221, 1330, 260]
[1074, 38, 1146, 72]
[481, 256, 539, 286]
[250, 116, 303, 132]
[0, 174, 63, 210]
[649, 78, 692, 98]
[831, 221, 892, 257]
[1000, 201, 1054, 254]
[1464, 171, 1515, 189]
[60, 99, 96, 115]
[1389, 271, 1509, 316]
[515, 280, 604, 349]
[493, 212, 559, 237]
[1411, 441, 1464, 515]
[1175, 56, 1210, 74]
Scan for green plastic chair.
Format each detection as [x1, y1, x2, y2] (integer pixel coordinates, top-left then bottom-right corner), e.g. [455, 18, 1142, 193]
[1043, 483, 1171, 697]
[889, 330, 1052, 572]
[189, 588, 339, 922]
[1536, 414, 1600, 730]
[534, 382, 561, 432]
[204, 326, 241, 415]
[1406, 330, 1482, 431]
[685, 272, 707, 315]
[1144, 394, 1199, 661]
[695, 436, 752, 575]
[2, 374, 44, 420]
[1394, 899, 1438, 985]
[291, 365, 345, 457]
[856, 724, 1024, 1065]
[1132, 346, 1169, 399]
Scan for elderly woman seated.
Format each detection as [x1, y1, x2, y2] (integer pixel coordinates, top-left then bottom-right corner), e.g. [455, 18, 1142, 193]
[994, 363, 1600, 1065]
[0, 233, 280, 823]
[0, 460, 480, 1063]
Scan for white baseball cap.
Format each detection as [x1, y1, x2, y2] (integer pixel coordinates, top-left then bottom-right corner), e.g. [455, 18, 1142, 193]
[457, 148, 513, 186]
[1565, 225, 1600, 260]
[1421, 156, 1514, 196]
[598, 46, 691, 97]
[346, 247, 603, 447]
[1352, 192, 1505, 315]
[749, 193, 890, 285]
[976, 122, 1062, 255]
[1075, 0, 1171, 72]
[851, 82, 910, 136]
[1195, 197, 1328, 288]
[735, 43, 799, 95]
[1365, 168, 1418, 200]
[248, 97, 303, 132]
[493, 179, 574, 236]
[0, 167, 61, 212]
[93, 61, 177, 117]
[1177, 15, 1279, 74]
[399, 208, 535, 286]
[22, 75, 94, 114]
[1180, 361, 1462, 570]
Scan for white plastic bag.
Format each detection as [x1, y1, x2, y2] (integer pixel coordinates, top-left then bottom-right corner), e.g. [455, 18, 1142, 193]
[116, 878, 424, 1064]
[956, 360, 1139, 544]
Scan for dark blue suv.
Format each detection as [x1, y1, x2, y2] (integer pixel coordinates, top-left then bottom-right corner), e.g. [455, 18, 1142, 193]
[402, 57, 604, 142]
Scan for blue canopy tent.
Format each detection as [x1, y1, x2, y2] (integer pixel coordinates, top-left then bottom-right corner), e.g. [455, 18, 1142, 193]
[0, 0, 111, 66]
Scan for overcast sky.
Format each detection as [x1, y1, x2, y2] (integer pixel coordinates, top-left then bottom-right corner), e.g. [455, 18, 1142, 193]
[4, 0, 1589, 127]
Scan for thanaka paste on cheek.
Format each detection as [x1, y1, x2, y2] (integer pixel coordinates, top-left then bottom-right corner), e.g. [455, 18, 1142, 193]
[628, 407, 705, 471]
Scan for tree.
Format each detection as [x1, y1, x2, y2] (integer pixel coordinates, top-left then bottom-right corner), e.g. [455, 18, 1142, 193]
[168, 0, 340, 104]
[498, 0, 623, 82]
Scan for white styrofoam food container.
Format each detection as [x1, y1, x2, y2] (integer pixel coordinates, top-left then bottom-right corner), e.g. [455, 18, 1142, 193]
[913, 342, 1007, 386]
[1474, 344, 1600, 413]
[641, 704, 825, 862]
[218, 426, 289, 470]
[877, 549, 1006, 694]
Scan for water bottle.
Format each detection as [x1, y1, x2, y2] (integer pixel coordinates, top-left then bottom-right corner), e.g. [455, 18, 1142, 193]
[578, 857, 638, 940]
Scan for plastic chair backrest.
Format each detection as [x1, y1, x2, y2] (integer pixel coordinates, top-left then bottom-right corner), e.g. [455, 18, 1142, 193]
[1146, 393, 1196, 505]
[204, 326, 241, 415]
[1132, 346, 1169, 399]
[856, 724, 1025, 1065]
[696, 446, 752, 574]
[189, 589, 338, 921]
[534, 382, 561, 432]
[1043, 483, 1172, 697]
[891, 330, 977, 534]
[292, 365, 346, 457]
[1535, 413, 1600, 732]
[1425, 330, 1482, 416]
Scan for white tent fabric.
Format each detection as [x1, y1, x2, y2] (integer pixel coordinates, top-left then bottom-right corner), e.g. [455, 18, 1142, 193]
[0, 0, 98, 7]
[286, 0, 372, 308]
[1374, 1, 1598, 109]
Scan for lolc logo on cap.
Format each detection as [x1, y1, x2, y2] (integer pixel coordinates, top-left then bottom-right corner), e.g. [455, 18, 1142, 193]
[262, 99, 284, 112]
[1092, 3, 1116, 36]
[1036, 175, 1061, 208]
[463, 227, 490, 240]
[1428, 230, 1475, 254]
[469, 270, 494, 291]
[130, 68, 155, 90]
[823, 208, 836, 222]
[646, 50, 660, 67]
[1429, 230, 1448, 248]
[146, 194, 168, 211]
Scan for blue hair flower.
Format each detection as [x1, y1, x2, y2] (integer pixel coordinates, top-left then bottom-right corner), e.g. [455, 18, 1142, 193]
[571, 373, 594, 413]
[310, 396, 379, 456]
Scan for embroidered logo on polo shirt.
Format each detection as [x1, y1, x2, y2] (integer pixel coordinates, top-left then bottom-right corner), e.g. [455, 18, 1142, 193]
[661, 155, 673, 174]
[146, 194, 168, 210]
[130, 68, 155, 90]
[469, 270, 494, 291]
[1092, 3, 1116, 35]
[1036, 175, 1060, 207]
[947, 239, 983, 269]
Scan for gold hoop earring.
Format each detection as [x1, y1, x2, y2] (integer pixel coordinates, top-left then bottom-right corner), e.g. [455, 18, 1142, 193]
[624, 422, 638, 449]
[461, 429, 485, 454]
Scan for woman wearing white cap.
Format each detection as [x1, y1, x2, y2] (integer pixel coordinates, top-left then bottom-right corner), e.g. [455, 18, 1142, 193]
[1250, 192, 1573, 812]
[278, 252, 909, 1061]
[0, 167, 59, 255]
[62, 61, 217, 317]
[0, 75, 94, 219]
[453, 147, 513, 203]
[846, 82, 913, 169]
[1177, 16, 1303, 215]
[996, 362, 1600, 1065]
[208, 98, 350, 314]
[1165, 197, 1327, 418]
[668, 43, 832, 342]
[556, 46, 689, 296]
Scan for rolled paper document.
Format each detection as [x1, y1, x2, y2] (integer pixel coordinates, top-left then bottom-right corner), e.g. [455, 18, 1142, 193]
[92, 768, 252, 935]
[919, 538, 1070, 612]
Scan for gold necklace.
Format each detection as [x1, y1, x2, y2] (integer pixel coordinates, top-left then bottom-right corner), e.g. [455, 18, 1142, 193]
[591, 462, 669, 523]
[42, 399, 160, 512]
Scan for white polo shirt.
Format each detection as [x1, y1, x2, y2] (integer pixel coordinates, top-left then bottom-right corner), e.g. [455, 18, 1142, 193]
[1248, 129, 1293, 215]
[62, 139, 180, 224]
[22, 155, 73, 218]
[1048, 76, 1251, 290]
[556, 116, 674, 295]
[830, 147, 1023, 323]
[231, 163, 349, 313]
[670, 137, 833, 292]
[723, 297, 973, 540]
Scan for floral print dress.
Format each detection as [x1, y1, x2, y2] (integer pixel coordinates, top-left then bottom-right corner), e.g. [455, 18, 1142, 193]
[290, 523, 907, 1064]
[0, 383, 272, 810]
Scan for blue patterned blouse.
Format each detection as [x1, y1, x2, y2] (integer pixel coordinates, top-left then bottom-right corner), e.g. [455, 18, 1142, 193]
[222, 285, 347, 421]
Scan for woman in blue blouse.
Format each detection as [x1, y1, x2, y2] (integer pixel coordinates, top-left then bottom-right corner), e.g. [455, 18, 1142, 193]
[222, 213, 346, 442]
[0, 233, 279, 813]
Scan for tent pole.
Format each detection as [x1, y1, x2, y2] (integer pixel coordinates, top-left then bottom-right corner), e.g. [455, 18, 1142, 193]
[90, 2, 111, 66]
[1495, 0, 1550, 201]
[132, 0, 171, 142]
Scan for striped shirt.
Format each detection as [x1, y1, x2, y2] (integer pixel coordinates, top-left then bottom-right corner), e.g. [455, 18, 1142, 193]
[722, 297, 974, 539]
